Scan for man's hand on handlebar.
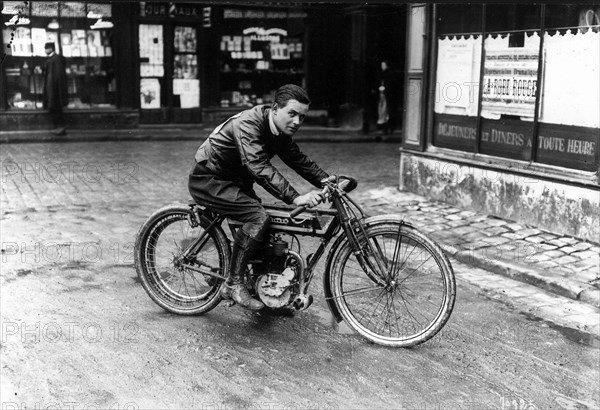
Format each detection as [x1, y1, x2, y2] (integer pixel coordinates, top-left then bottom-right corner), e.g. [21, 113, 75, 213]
[293, 191, 323, 208]
[321, 175, 338, 185]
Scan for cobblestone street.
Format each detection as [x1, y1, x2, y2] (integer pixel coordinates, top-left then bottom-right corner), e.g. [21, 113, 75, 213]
[1, 139, 599, 408]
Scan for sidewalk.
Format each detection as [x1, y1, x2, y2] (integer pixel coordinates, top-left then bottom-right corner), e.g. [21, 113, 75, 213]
[0, 125, 401, 144]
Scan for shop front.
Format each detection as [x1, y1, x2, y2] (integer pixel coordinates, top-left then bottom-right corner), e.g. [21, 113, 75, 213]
[400, 4, 600, 242]
[135, 2, 309, 125]
[1, 2, 406, 132]
[136, 2, 205, 124]
[0, 1, 138, 130]
[201, 4, 309, 124]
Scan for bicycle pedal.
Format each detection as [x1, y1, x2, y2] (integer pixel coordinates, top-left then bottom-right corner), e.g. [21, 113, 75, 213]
[223, 300, 236, 307]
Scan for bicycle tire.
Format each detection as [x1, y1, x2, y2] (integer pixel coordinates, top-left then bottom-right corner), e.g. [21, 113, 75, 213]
[134, 205, 229, 315]
[329, 220, 456, 347]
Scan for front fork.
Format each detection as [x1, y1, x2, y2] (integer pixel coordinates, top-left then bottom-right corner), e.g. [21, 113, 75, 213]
[332, 195, 391, 285]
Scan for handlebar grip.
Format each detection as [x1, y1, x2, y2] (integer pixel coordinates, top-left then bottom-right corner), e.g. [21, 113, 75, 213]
[290, 206, 307, 218]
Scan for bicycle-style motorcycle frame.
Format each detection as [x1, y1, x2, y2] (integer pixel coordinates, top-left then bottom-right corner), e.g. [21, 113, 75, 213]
[135, 176, 456, 347]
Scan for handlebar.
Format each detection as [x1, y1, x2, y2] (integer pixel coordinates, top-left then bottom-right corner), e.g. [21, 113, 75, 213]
[290, 186, 329, 218]
[290, 205, 308, 218]
[288, 176, 356, 218]
[289, 178, 335, 218]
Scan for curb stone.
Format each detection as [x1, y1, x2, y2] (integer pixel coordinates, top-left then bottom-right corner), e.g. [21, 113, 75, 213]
[454, 261, 600, 345]
[440, 237, 600, 309]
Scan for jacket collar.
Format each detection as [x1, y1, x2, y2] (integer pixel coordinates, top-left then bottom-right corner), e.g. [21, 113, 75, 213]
[268, 108, 280, 136]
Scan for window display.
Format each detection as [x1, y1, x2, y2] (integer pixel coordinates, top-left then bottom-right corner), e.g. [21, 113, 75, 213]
[1, 1, 115, 109]
[173, 26, 199, 109]
[138, 24, 164, 109]
[218, 9, 306, 108]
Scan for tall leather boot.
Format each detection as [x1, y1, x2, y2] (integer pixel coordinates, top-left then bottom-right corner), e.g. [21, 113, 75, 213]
[221, 229, 265, 311]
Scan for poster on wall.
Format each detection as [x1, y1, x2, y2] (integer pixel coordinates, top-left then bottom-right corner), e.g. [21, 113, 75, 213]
[140, 78, 161, 109]
[481, 48, 539, 117]
[139, 24, 164, 77]
[435, 37, 481, 116]
[173, 79, 200, 108]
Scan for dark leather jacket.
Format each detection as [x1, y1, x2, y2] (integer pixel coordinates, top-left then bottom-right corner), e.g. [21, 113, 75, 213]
[195, 104, 329, 205]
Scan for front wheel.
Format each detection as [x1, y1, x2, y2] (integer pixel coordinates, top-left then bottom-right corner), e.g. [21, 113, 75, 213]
[134, 205, 230, 315]
[329, 221, 456, 347]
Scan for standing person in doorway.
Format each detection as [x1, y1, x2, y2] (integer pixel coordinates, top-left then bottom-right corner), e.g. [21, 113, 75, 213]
[375, 60, 398, 135]
[43, 42, 68, 136]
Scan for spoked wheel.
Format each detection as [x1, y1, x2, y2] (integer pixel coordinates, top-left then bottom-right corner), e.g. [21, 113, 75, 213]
[134, 205, 230, 315]
[330, 221, 455, 347]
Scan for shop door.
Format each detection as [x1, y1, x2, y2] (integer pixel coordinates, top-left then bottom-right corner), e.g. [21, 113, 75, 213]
[138, 23, 201, 124]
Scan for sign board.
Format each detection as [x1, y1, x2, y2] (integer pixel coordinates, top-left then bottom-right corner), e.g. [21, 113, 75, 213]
[31, 1, 58, 17]
[536, 123, 599, 171]
[139, 2, 203, 19]
[223, 9, 306, 19]
[480, 118, 533, 160]
[433, 114, 477, 152]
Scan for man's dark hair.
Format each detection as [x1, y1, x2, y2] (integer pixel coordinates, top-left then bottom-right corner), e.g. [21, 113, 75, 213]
[274, 84, 310, 107]
[44, 42, 55, 51]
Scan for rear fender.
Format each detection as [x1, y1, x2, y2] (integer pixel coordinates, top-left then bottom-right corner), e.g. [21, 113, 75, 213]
[322, 214, 418, 323]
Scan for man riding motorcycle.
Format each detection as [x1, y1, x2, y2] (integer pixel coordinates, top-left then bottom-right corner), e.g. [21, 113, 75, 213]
[188, 84, 330, 311]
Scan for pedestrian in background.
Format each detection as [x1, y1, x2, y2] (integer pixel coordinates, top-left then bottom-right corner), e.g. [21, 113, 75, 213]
[43, 42, 68, 135]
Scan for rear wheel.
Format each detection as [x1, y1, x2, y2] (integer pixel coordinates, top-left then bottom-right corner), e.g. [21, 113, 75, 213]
[330, 221, 455, 347]
[134, 205, 229, 315]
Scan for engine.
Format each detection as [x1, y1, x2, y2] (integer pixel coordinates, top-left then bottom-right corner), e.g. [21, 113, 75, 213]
[252, 234, 303, 309]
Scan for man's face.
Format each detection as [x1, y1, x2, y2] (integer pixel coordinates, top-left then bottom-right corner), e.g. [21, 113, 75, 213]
[45, 47, 53, 56]
[272, 99, 309, 136]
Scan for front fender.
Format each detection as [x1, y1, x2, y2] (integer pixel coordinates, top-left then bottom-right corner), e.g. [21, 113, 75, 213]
[322, 215, 418, 323]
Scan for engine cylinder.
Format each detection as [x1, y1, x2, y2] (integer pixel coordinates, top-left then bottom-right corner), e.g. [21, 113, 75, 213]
[266, 235, 288, 257]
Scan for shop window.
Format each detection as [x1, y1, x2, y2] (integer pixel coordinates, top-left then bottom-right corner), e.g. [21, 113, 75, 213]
[431, 3, 598, 171]
[536, 4, 599, 171]
[433, 5, 483, 152]
[139, 24, 164, 110]
[1, 1, 115, 110]
[478, 5, 542, 161]
[218, 7, 306, 108]
[173, 26, 199, 109]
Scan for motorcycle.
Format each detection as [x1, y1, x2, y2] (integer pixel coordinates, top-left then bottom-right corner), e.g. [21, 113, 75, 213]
[134, 176, 456, 347]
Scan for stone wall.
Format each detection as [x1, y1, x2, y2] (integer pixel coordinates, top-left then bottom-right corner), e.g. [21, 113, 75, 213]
[400, 152, 600, 243]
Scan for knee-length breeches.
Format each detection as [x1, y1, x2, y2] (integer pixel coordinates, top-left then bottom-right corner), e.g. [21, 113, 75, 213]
[188, 162, 269, 240]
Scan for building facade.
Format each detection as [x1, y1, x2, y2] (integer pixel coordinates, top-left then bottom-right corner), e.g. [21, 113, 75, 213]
[400, 4, 600, 242]
[0, 2, 406, 130]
